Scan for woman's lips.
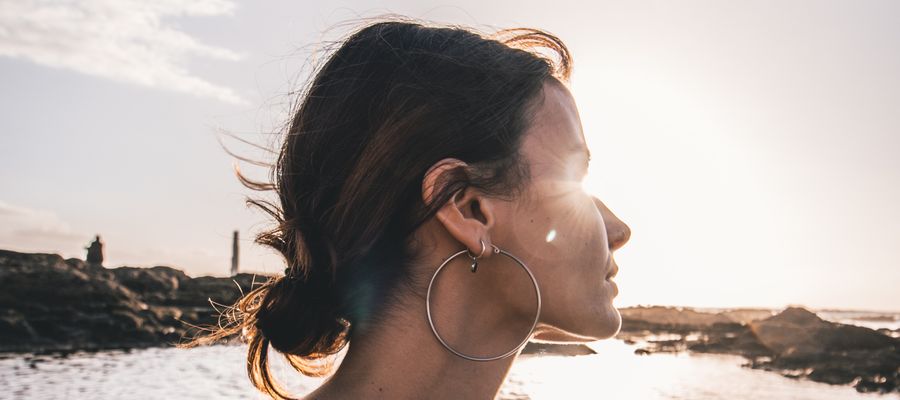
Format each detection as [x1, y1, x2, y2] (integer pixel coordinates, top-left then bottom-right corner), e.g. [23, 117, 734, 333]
[605, 261, 619, 297]
[605, 262, 619, 280]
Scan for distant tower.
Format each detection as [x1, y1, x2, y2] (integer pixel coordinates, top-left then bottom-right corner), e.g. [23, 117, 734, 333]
[85, 234, 104, 266]
[230, 230, 239, 276]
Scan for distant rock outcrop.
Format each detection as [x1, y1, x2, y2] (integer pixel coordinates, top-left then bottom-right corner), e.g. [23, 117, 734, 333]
[749, 307, 896, 358]
[617, 305, 900, 394]
[0, 249, 263, 354]
[747, 307, 899, 392]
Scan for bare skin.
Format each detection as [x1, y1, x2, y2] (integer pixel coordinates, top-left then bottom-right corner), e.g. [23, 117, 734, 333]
[304, 79, 631, 399]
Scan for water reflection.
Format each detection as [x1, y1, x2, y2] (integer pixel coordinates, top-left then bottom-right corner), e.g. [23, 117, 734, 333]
[1, 340, 894, 399]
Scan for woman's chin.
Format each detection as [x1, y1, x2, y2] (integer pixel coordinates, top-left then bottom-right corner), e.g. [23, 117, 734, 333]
[579, 285, 623, 340]
[593, 306, 623, 339]
[532, 306, 622, 343]
[571, 305, 621, 340]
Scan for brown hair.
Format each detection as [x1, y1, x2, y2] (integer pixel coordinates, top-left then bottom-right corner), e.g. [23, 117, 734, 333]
[181, 15, 572, 399]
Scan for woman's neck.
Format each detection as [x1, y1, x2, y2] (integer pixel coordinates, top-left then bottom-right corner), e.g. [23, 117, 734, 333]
[304, 292, 523, 399]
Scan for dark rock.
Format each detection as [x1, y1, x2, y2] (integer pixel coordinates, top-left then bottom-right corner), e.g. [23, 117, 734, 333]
[110, 266, 188, 303]
[749, 307, 897, 360]
[522, 342, 596, 356]
[807, 366, 859, 385]
[0, 249, 266, 354]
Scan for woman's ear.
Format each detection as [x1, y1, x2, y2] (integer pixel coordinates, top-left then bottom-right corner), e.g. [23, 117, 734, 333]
[422, 158, 496, 258]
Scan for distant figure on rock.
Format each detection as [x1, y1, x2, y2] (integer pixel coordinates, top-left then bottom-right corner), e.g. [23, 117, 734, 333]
[85, 234, 104, 266]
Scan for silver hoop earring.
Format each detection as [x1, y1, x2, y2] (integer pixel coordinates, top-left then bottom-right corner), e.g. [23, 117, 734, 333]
[426, 242, 542, 362]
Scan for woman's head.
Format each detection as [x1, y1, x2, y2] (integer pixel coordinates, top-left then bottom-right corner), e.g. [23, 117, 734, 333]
[186, 16, 630, 399]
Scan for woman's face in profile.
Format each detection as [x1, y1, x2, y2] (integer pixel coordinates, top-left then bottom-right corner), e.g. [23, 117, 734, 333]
[492, 80, 631, 342]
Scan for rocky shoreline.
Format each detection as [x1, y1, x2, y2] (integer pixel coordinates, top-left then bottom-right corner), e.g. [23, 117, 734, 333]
[616, 305, 899, 394]
[1, 249, 897, 394]
[0, 249, 259, 354]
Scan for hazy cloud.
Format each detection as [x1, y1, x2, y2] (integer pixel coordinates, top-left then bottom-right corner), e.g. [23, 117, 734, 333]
[0, 200, 86, 252]
[0, 0, 246, 104]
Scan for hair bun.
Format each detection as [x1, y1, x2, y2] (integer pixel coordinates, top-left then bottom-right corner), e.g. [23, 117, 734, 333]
[254, 271, 346, 353]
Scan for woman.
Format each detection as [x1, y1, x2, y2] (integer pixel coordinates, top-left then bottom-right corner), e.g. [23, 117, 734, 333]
[188, 16, 631, 399]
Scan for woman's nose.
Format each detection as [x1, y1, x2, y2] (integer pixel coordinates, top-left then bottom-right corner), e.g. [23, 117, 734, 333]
[593, 197, 631, 251]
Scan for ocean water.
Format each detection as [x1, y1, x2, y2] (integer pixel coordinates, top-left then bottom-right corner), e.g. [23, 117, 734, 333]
[2, 310, 896, 399]
[816, 310, 900, 332]
[1, 339, 895, 400]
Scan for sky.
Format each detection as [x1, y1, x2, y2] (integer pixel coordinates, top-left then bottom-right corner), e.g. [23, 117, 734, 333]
[1, 0, 898, 312]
